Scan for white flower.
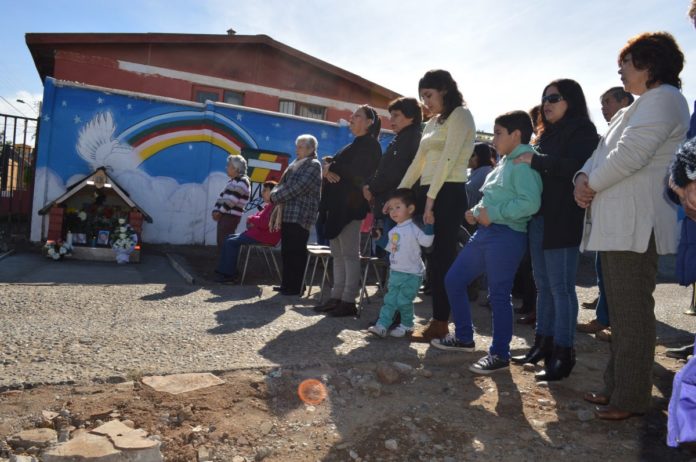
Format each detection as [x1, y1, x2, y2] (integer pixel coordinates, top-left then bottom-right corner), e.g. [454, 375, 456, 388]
[118, 218, 126, 225]
[78, 211, 87, 221]
[52, 253, 61, 260]
[119, 233, 126, 239]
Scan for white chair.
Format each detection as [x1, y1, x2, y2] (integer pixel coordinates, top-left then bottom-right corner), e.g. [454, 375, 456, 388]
[302, 245, 332, 302]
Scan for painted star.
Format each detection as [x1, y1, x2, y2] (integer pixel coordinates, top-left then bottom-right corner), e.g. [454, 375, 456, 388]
[43, 115, 50, 122]
[73, 115, 82, 124]
[321, 130, 328, 139]
[61, 100, 67, 107]
[97, 97, 104, 104]
[188, 144, 194, 150]
[265, 136, 270, 141]
[273, 123, 281, 128]
[236, 113, 243, 121]
[126, 104, 133, 110]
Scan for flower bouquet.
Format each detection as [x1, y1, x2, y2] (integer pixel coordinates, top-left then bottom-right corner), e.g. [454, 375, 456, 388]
[110, 218, 138, 264]
[44, 240, 72, 260]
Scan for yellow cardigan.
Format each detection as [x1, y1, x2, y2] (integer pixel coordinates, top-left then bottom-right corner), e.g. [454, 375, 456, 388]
[399, 105, 475, 200]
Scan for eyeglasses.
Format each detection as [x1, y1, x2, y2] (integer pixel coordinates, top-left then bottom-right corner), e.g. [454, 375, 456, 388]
[542, 94, 564, 104]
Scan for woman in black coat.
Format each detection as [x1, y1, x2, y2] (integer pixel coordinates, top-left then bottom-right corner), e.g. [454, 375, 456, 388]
[315, 104, 382, 317]
[511, 79, 599, 381]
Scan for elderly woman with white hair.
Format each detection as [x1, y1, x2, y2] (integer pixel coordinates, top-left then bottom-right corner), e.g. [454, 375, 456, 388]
[212, 154, 250, 248]
[269, 134, 323, 295]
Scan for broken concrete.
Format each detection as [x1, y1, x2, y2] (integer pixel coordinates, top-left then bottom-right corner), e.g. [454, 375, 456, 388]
[42, 432, 121, 461]
[8, 428, 57, 449]
[91, 421, 140, 440]
[141, 373, 224, 395]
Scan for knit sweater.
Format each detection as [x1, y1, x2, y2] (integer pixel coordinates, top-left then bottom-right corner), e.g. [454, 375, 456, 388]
[399, 106, 475, 200]
[213, 175, 250, 216]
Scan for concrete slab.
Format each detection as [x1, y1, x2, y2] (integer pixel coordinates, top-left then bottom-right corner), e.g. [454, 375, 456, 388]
[141, 373, 225, 395]
[0, 252, 184, 285]
[41, 432, 121, 461]
[8, 428, 57, 449]
[92, 420, 139, 439]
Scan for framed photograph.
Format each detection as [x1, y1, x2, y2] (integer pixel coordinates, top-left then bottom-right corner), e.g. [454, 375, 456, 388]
[97, 230, 110, 246]
[73, 233, 87, 245]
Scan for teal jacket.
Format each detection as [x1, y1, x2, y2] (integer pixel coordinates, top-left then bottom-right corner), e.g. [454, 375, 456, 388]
[472, 144, 542, 233]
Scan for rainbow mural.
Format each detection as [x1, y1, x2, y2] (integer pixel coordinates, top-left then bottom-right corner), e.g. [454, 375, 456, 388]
[116, 110, 258, 165]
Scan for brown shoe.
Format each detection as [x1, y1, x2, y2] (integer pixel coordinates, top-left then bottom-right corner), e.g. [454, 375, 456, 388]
[576, 319, 606, 334]
[595, 327, 612, 342]
[410, 319, 449, 343]
[594, 405, 643, 420]
[583, 391, 609, 405]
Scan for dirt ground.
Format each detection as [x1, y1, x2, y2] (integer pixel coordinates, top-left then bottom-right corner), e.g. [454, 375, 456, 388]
[1, 352, 695, 461]
[2, 246, 696, 461]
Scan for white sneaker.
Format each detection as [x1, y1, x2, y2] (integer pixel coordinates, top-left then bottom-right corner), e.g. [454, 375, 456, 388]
[368, 324, 388, 338]
[389, 324, 412, 338]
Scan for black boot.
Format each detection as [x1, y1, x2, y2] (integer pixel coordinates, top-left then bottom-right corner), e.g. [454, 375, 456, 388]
[511, 335, 553, 365]
[535, 345, 576, 381]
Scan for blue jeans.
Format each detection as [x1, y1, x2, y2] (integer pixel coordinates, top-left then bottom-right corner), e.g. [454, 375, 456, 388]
[445, 224, 527, 360]
[595, 253, 610, 326]
[528, 216, 580, 347]
[216, 233, 259, 277]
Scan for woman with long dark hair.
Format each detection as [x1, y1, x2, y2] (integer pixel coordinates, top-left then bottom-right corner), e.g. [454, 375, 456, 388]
[315, 105, 382, 317]
[398, 70, 476, 342]
[511, 79, 599, 382]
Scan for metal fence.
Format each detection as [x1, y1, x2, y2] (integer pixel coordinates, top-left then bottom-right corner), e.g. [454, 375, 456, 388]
[0, 113, 38, 243]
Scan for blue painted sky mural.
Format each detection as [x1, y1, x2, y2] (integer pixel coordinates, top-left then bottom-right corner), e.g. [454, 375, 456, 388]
[31, 78, 393, 245]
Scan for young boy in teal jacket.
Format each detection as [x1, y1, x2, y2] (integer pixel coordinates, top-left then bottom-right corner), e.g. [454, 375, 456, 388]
[432, 110, 542, 374]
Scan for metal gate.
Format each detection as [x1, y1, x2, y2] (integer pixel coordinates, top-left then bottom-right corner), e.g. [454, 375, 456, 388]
[0, 113, 38, 245]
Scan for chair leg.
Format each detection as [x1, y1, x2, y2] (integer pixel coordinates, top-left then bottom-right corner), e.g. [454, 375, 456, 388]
[319, 256, 331, 304]
[268, 249, 281, 284]
[357, 262, 371, 318]
[372, 263, 386, 296]
[302, 254, 314, 298]
[240, 245, 251, 285]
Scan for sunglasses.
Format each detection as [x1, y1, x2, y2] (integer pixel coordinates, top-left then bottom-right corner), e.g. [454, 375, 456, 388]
[542, 94, 564, 104]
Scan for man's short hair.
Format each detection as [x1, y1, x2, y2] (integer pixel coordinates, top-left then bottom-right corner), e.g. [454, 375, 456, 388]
[388, 97, 423, 126]
[602, 87, 635, 105]
[494, 111, 534, 144]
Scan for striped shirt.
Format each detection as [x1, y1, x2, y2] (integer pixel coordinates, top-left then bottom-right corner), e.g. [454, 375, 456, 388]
[213, 175, 250, 216]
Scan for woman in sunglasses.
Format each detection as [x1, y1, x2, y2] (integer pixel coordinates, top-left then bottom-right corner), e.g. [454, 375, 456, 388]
[511, 79, 599, 381]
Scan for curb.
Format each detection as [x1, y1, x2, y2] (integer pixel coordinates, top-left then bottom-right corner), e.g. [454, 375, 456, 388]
[0, 249, 15, 262]
[165, 252, 196, 284]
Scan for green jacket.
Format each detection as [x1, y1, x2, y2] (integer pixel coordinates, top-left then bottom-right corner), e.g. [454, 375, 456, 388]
[472, 144, 542, 233]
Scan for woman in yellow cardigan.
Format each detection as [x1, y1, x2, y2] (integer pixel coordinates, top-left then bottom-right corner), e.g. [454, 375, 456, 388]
[398, 69, 476, 342]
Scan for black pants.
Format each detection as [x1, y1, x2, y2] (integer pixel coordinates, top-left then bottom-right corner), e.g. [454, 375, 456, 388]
[281, 222, 310, 292]
[418, 182, 467, 322]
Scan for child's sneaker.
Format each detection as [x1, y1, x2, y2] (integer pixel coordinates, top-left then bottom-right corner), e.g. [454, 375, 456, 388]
[430, 333, 475, 352]
[468, 354, 509, 375]
[368, 324, 388, 338]
[389, 324, 412, 338]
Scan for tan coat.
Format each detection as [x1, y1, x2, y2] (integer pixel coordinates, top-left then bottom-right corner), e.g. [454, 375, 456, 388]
[579, 84, 689, 254]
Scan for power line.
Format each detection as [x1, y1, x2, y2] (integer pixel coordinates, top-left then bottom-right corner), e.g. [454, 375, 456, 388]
[0, 95, 28, 117]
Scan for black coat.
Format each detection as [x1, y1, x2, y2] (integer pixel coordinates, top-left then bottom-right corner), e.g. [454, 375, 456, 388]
[531, 117, 599, 249]
[367, 123, 422, 213]
[319, 134, 381, 240]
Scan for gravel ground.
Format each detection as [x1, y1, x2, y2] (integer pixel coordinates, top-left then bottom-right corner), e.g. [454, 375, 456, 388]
[0, 251, 694, 390]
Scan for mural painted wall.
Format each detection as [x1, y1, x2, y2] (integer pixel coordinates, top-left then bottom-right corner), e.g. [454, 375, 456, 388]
[31, 78, 394, 244]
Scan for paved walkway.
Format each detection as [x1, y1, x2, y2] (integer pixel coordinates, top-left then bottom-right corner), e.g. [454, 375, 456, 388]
[0, 250, 693, 389]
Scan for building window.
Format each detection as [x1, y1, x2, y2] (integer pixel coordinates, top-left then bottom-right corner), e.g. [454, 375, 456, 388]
[194, 89, 220, 103]
[223, 90, 244, 105]
[279, 100, 326, 120]
[193, 87, 244, 106]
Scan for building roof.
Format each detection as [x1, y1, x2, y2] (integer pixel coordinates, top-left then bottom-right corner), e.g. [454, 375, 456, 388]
[25, 32, 400, 101]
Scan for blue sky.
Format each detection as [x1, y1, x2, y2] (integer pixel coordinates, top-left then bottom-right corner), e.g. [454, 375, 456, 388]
[2, 0, 695, 132]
